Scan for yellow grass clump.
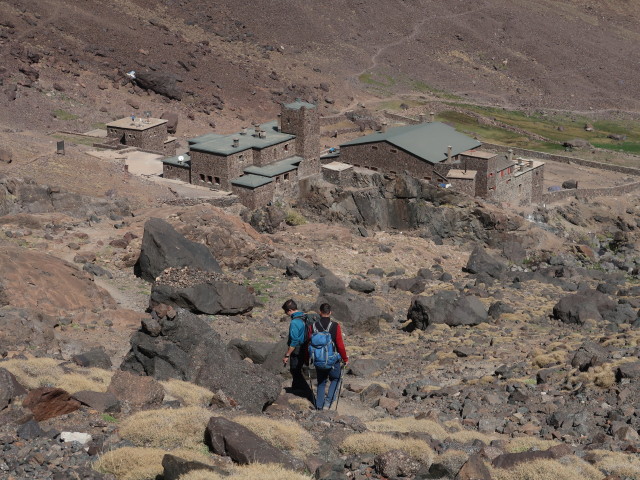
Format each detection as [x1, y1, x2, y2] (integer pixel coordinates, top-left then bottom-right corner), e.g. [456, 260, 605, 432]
[233, 415, 318, 458]
[178, 464, 313, 480]
[532, 350, 566, 368]
[366, 417, 447, 438]
[489, 458, 604, 480]
[505, 437, 560, 453]
[94, 447, 214, 480]
[588, 449, 640, 479]
[2, 357, 112, 393]
[161, 379, 215, 407]
[340, 432, 433, 465]
[435, 449, 469, 474]
[118, 407, 212, 450]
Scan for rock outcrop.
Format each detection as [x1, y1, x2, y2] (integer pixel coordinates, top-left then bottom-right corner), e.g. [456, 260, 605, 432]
[120, 308, 280, 412]
[408, 291, 489, 329]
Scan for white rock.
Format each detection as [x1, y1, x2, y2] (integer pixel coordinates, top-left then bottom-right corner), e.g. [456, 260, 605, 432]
[60, 432, 92, 445]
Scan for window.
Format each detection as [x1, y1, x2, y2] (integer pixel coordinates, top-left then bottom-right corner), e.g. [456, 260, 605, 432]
[284, 144, 289, 152]
[214, 177, 220, 185]
[199, 174, 205, 182]
[488, 173, 494, 177]
[276, 176, 281, 183]
[239, 154, 244, 161]
[207, 175, 213, 183]
[500, 171, 504, 177]
[372, 146, 378, 150]
[424, 176, 431, 181]
[284, 173, 289, 181]
[390, 149, 397, 153]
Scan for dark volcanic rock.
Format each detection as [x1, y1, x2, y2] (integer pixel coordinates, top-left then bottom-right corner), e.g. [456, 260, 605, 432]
[0, 367, 27, 410]
[151, 277, 255, 315]
[135, 71, 182, 100]
[120, 308, 280, 412]
[160, 112, 179, 134]
[349, 278, 376, 293]
[552, 289, 618, 325]
[162, 454, 227, 480]
[206, 416, 299, 469]
[616, 362, 640, 382]
[374, 449, 421, 477]
[315, 272, 346, 295]
[389, 276, 426, 294]
[134, 218, 221, 282]
[314, 292, 389, 333]
[492, 444, 572, 468]
[73, 391, 121, 413]
[408, 292, 488, 329]
[571, 342, 607, 371]
[107, 370, 164, 408]
[465, 246, 507, 279]
[72, 347, 112, 369]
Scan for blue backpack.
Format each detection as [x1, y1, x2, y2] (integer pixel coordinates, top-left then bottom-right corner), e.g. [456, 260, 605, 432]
[309, 321, 341, 370]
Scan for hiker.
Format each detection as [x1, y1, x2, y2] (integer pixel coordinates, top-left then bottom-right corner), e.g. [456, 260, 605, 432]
[282, 299, 313, 400]
[308, 303, 349, 410]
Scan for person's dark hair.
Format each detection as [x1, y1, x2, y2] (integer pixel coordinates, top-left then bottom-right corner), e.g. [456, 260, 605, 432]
[319, 303, 331, 315]
[282, 299, 297, 313]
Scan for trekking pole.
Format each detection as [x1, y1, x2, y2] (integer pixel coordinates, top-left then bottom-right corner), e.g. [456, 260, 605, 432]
[308, 366, 316, 408]
[333, 363, 347, 411]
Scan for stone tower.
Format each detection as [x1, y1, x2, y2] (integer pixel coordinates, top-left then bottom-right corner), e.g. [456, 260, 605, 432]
[280, 101, 320, 178]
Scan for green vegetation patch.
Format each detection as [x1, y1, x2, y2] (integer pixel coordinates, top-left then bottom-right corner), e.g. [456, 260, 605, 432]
[53, 109, 79, 121]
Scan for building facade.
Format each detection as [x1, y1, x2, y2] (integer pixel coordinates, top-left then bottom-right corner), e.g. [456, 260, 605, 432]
[106, 117, 176, 155]
[163, 101, 320, 208]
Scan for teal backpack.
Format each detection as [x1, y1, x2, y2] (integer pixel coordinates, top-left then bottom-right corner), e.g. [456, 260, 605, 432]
[308, 321, 341, 370]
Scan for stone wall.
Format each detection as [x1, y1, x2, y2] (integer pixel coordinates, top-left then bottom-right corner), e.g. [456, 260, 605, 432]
[481, 142, 640, 177]
[253, 142, 293, 167]
[542, 180, 640, 203]
[281, 106, 320, 178]
[163, 164, 190, 183]
[340, 142, 435, 180]
[190, 150, 254, 190]
[273, 169, 299, 204]
[231, 182, 275, 210]
[449, 177, 475, 197]
[107, 125, 166, 152]
[323, 165, 354, 185]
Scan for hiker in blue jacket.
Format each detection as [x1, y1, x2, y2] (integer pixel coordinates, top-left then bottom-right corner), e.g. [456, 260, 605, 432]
[282, 299, 313, 400]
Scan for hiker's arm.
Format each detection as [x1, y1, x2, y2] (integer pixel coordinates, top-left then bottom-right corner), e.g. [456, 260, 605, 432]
[283, 345, 295, 364]
[335, 324, 349, 363]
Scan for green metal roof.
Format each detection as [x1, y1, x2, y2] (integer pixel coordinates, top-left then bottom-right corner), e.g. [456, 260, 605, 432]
[340, 122, 481, 164]
[230, 174, 273, 188]
[189, 121, 295, 155]
[244, 156, 302, 177]
[284, 100, 316, 111]
[162, 153, 191, 167]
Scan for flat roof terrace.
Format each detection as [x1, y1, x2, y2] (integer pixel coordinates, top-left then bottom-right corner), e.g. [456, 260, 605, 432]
[107, 118, 167, 131]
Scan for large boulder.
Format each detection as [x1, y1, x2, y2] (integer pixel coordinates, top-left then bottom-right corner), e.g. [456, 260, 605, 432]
[552, 289, 618, 325]
[135, 71, 182, 100]
[120, 308, 281, 412]
[160, 112, 179, 134]
[0, 368, 27, 410]
[107, 370, 164, 408]
[408, 292, 488, 329]
[151, 269, 255, 315]
[206, 416, 299, 469]
[465, 246, 507, 279]
[0, 307, 58, 353]
[162, 454, 227, 480]
[571, 342, 607, 371]
[134, 218, 221, 282]
[314, 292, 389, 333]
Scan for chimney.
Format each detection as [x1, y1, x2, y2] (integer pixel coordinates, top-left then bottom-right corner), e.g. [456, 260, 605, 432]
[419, 113, 426, 123]
[508, 149, 513, 163]
[259, 129, 266, 139]
[240, 127, 247, 136]
[380, 122, 388, 133]
[276, 114, 281, 132]
[447, 145, 452, 163]
[430, 112, 435, 123]
[232, 138, 240, 148]
[254, 126, 260, 137]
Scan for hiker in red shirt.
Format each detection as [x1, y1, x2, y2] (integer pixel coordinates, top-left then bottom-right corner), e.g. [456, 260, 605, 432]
[308, 303, 348, 410]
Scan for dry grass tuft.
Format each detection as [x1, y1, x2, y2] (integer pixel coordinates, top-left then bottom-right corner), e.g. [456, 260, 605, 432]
[532, 350, 566, 368]
[118, 407, 212, 450]
[505, 437, 561, 453]
[588, 449, 640, 478]
[233, 415, 318, 458]
[161, 379, 215, 407]
[366, 417, 447, 438]
[435, 449, 469, 474]
[489, 458, 604, 480]
[178, 464, 313, 480]
[94, 447, 213, 480]
[576, 365, 616, 388]
[340, 432, 433, 465]
[2, 357, 112, 393]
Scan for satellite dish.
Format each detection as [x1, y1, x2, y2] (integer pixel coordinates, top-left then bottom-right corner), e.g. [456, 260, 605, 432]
[178, 155, 184, 164]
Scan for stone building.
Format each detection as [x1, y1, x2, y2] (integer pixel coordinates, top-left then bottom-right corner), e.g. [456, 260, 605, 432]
[106, 117, 176, 155]
[163, 101, 320, 208]
[335, 121, 544, 205]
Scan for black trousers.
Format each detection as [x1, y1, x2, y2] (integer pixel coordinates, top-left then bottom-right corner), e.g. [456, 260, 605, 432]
[289, 347, 313, 401]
